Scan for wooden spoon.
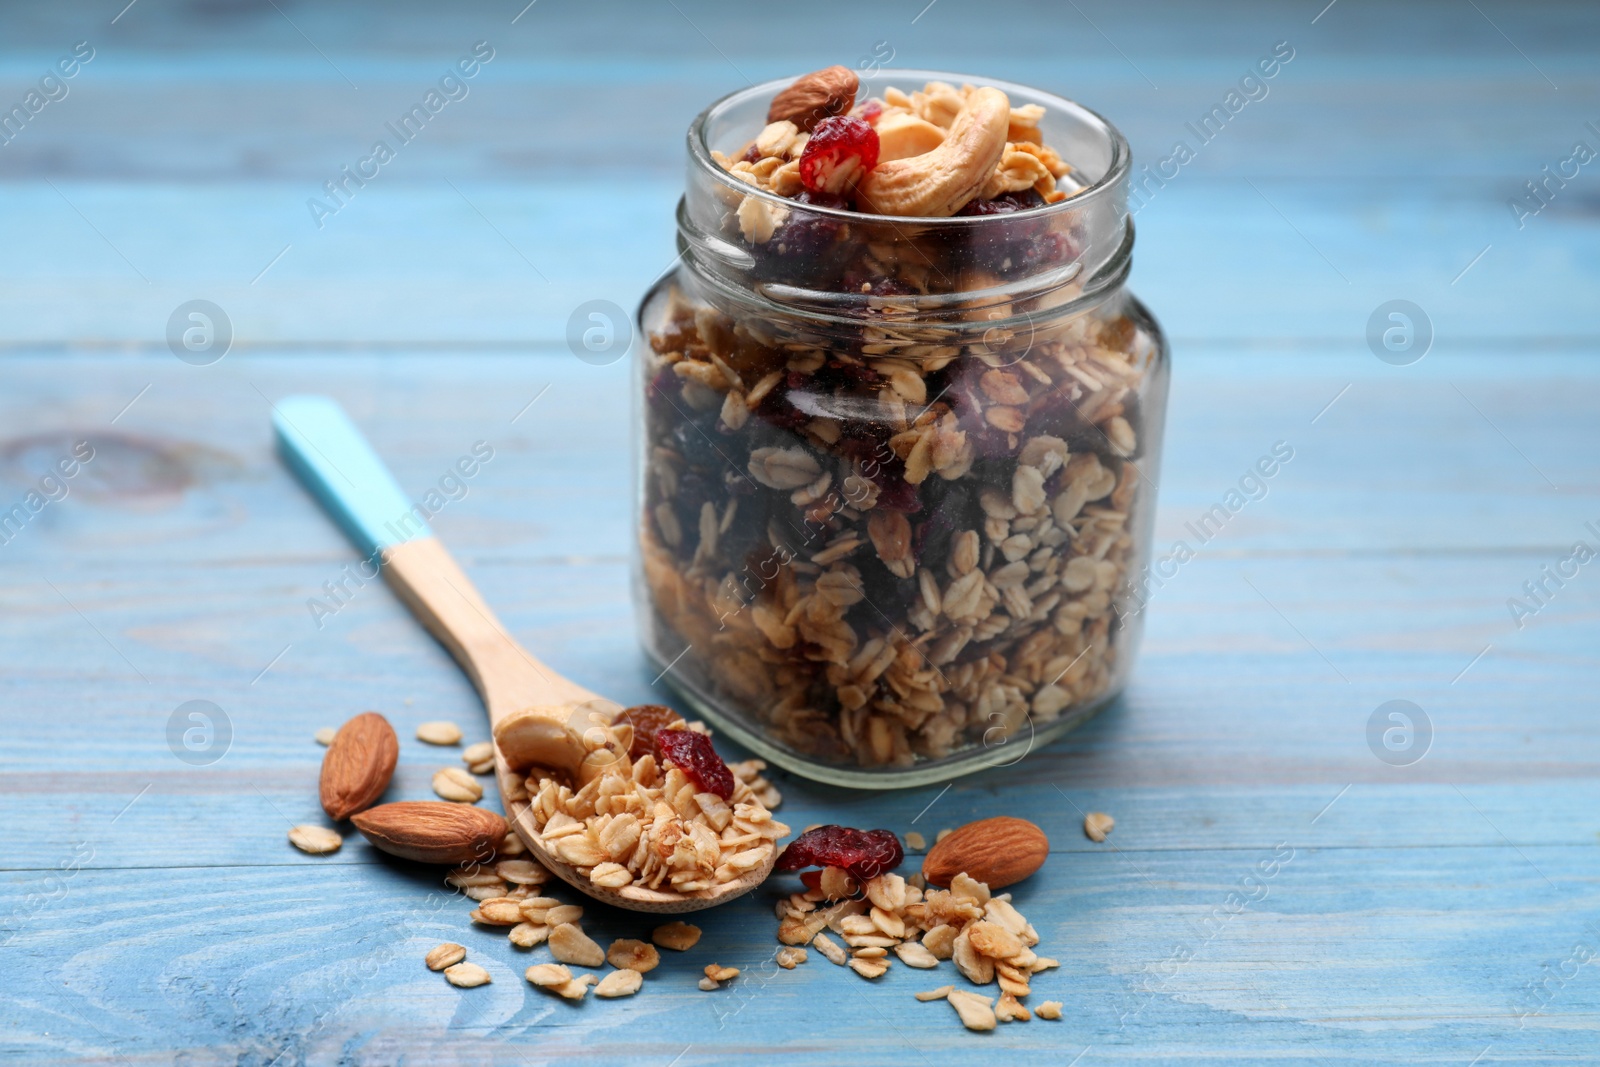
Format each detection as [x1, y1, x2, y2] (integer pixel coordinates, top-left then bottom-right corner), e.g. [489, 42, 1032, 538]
[273, 395, 775, 912]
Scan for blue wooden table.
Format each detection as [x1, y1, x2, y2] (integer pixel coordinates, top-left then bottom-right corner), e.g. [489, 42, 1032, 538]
[3, 2, 1597, 1063]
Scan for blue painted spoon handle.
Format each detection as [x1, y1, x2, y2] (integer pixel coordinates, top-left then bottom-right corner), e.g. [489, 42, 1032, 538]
[271, 395, 599, 722]
[271, 395, 431, 559]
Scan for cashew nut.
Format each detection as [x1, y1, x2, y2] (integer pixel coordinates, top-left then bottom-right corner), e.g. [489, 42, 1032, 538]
[856, 87, 1011, 217]
[873, 111, 947, 163]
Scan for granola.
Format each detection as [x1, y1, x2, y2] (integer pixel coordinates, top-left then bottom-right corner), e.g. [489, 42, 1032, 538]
[640, 67, 1162, 771]
[519, 718, 789, 894]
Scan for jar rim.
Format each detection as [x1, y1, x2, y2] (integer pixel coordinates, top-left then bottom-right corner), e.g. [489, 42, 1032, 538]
[686, 68, 1131, 226]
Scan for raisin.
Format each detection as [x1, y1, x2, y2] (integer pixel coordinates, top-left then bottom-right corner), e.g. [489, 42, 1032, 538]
[799, 116, 879, 194]
[655, 727, 736, 799]
[954, 189, 1047, 217]
[775, 825, 904, 881]
[740, 143, 763, 163]
[616, 704, 686, 761]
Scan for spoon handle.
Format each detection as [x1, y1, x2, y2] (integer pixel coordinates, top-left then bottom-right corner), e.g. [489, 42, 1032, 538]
[272, 395, 596, 722]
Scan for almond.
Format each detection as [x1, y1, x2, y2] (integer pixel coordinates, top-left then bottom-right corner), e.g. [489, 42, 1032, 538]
[350, 801, 507, 864]
[921, 816, 1047, 889]
[319, 712, 398, 820]
[767, 65, 858, 132]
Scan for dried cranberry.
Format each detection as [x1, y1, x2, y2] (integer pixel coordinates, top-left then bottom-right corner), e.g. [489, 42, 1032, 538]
[775, 825, 904, 881]
[616, 704, 686, 761]
[799, 116, 879, 194]
[858, 100, 883, 125]
[954, 189, 1047, 217]
[740, 143, 763, 164]
[655, 727, 735, 799]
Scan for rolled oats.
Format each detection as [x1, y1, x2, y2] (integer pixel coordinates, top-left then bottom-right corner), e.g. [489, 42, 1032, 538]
[1084, 811, 1115, 842]
[595, 968, 644, 998]
[1036, 1000, 1064, 1020]
[915, 985, 954, 1001]
[549, 923, 606, 967]
[508, 922, 549, 948]
[776, 946, 808, 968]
[462, 740, 493, 765]
[432, 766, 483, 803]
[417, 721, 463, 746]
[994, 993, 1030, 1022]
[894, 941, 940, 968]
[946, 989, 998, 1031]
[608, 938, 661, 973]
[471, 898, 524, 926]
[314, 727, 336, 746]
[425, 943, 466, 971]
[288, 825, 342, 855]
[812, 931, 848, 965]
[652, 921, 702, 951]
[444, 962, 492, 988]
[849, 957, 890, 979]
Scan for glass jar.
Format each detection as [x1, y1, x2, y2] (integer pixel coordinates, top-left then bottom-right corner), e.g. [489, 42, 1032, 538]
[634, 70, 1169, 787]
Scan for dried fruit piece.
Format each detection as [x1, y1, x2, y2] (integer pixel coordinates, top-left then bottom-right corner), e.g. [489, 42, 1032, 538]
[655, 728, 735, 799]
[1084, 811, 1115, 842]
[417, 721, 462, 745]
[288, 825, 342, 855]
[775, 824, 903, 881]
[425, 943, 465, 971]
[615, 704, 685, 761]
[799, 116, 879, 195]
[319, 712, 398, 821]
[652, 921, 701, 951]
[922, 816, 1048, 888]
[595, 969, 643, 998]
[350, 801, 507, 864]
[768, 65, 858, 132]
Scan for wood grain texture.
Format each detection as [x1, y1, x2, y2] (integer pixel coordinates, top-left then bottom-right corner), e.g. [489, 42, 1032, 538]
[2, 0, 1597, 1063]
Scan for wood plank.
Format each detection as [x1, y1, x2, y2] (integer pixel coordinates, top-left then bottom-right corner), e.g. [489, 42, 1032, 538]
[3, 846, 1597, 1063]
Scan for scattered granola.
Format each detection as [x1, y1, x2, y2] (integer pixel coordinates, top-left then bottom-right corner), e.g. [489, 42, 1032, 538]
[525, 963, 594, 1000]
[288, 825, 342, 855]
[904, 831, 926, 851]
[462, 740, 495, 774]
[652, 921, 702, 951]
[776, 946, 808, 968]
[549, 923, 606, 967]
[444, 962, 491, 988]
[1036, 1000, 1064, 1020]
[425, 943, 466, 971]
[433, 766, 483, 803]
[608, 938, 661, 973]
[417, 721, 463, 745]
[700, 963, 740, 990]
[1084, 811, 1115, 842]
[595, 969, 643, 998]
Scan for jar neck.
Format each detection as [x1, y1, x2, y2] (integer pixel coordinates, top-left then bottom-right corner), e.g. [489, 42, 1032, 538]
[678, 70, 1134, 345]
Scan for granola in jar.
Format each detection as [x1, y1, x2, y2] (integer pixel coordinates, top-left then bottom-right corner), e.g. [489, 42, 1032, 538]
[635, 68, 1168, 784]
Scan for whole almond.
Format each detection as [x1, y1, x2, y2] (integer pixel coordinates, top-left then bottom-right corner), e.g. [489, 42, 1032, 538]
[921, 816, 1048, 889]
[767, 65, 858, 132]
[350, 801, 507, 864]
[320, 712, 399, 820]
